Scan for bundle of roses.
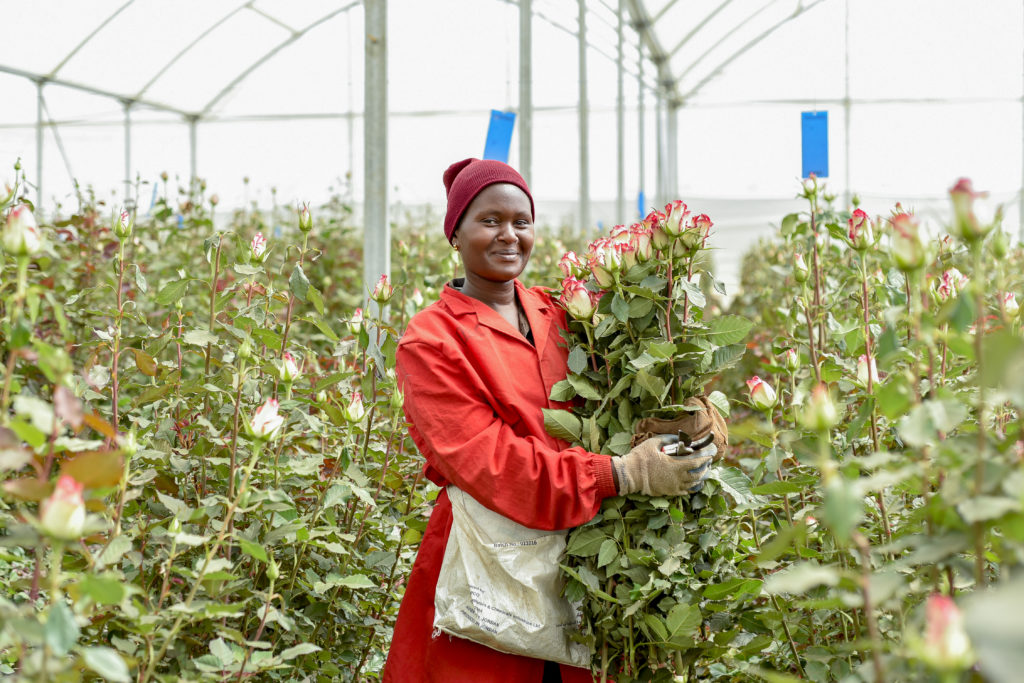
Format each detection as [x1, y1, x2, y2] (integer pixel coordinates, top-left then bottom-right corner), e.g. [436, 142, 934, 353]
[546, 202, 758, 679]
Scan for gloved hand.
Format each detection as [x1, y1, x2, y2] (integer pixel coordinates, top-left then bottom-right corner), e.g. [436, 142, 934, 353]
[631, 395, 728, 457]
[613, 433, 716, 497]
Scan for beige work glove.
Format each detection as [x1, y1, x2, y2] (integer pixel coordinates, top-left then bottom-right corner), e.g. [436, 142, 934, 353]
[631, 395, 728, 458]
[613, 433, 716, 497]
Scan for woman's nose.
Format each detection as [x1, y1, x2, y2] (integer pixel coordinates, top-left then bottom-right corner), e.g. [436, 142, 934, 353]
[497, 221, 517, 241]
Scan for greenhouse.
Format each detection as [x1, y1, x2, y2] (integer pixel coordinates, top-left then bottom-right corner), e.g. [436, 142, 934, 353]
[1, 0, 1023, 680]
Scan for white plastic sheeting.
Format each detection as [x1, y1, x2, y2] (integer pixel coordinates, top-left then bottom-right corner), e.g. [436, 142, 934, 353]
[2, 0, 1023, 270]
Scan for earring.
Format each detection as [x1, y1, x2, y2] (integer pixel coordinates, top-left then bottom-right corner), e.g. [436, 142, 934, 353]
[452, 243, 460, 252]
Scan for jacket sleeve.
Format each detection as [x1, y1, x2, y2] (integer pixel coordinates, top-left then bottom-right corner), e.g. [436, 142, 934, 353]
[396, 338, 617, 531]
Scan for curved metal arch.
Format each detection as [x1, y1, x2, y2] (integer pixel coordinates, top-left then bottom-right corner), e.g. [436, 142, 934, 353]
[135, 0, 254, 99]
[50, 0, 138, 77]
[668, 0, 738, 58]
[679, 0, 830, 102]
[200, 1, 362, 117]
[675, 0, 777, 87]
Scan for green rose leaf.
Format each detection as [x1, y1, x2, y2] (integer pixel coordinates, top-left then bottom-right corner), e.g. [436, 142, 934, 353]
[543, 409, 582, 442]
[706, 315, 753, 346]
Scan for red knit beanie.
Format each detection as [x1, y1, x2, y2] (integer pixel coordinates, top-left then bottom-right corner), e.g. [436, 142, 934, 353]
[442, 158, 534, 243]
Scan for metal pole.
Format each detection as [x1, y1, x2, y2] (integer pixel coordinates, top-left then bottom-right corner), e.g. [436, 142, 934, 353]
[844, 0, 852, 209]
[655, 88, 663, 208]
[578, 0, 590, 236]
[616, 0, 625, 222]
[189, 116, 198, 183]
[637, 44, 645, 218]
[667, 100, 678, 200]
[519, 0, 533, 185]
[1020, 3, 1024, 242]
[36, 80, 44, 209]
[364, 0, 389, 304]
[123, 101, 132, 202]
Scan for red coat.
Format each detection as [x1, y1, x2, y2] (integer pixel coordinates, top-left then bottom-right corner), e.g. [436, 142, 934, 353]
[383, 280, 617, 683]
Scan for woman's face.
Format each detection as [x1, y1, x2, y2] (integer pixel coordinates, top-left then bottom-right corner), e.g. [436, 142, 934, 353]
[452, 183, 534, 284]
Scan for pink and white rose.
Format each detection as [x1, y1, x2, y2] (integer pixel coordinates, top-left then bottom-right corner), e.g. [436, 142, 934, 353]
[746, 375, 778, 411]
[39, 475, 86, 539]
[559, 276, 596, 321]
[370, 274, 395, 304]
[249, 398, 284, 440]
[3, 204, 42, 256]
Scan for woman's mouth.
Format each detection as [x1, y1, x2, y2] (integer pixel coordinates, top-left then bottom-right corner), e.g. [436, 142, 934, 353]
[493, 250, 520, 261]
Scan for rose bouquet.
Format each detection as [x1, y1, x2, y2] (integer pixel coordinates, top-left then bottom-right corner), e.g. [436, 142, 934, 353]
[546, 203, 756, 680]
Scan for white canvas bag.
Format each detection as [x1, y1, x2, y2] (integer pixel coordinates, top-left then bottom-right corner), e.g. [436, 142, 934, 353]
[432, 485, 592, 668]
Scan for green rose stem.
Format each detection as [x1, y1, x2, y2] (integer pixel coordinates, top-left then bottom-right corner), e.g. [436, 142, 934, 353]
[801, 292, 822, 384]
[852, 532, 887, 683]
[748, 509, 805, 678]
[235, 571, 277, 682]
[809, 199, 826, 351]
[38, 540, 65, 683]
[858, 254, 892, 544]
[349, 468, 425, 680]
[227, 361, 251, 501]
[200, 234, 224, 496]
[970, 243, 988, 588]
[0, 255, 31, 416]
[109, 235, 128, 439]
[278, 232, 309, 357]
[140, 438, 266, 683]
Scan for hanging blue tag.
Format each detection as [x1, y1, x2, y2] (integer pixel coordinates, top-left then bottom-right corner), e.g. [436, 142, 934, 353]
[637, 191, 645, 219]
[483, 110, 516, 163]
[801, 111, 828, 178]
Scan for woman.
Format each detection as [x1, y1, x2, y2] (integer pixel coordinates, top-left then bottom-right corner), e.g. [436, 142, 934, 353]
[382, 158, 723, 682]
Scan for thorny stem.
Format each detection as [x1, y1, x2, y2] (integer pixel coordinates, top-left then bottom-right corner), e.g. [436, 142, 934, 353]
[200, 236, 224, 496]
[971, 244, 988, 587]
[750, 510, 805, 678]
[860, 257, 892, 545]
[853, 532, 887, 683]
[802, 295, 822, 384]
[140, 440, 266, 683]
[111, 240, 126, 438]
[1, 257, 30, 418]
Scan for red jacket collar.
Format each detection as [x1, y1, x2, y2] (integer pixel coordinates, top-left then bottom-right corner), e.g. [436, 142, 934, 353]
[440, 279, 555, 352]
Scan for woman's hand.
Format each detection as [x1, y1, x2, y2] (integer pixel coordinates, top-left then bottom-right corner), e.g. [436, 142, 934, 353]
[613, 434, 716, 497]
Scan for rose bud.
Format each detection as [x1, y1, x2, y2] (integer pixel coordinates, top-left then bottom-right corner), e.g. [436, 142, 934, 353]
[280, 351, 301, 383]
[1003, 292, 1019, 318]
[628, 223, 653, 262]
[370, 274, 395, 304]
[298, 203, 313, 233]
[917, 594, 973, 671]
[348, 308, 364, 335]
[113, 209, 133, 241]
[935, 268, 968, 302]
[848, 208, 874, 251]
[609, 224, 630, 245]
[891, 212, 926, 272]
[746, 375, 778, 411]
[617, 241, 638, 270]
[793, 253, 810, 283]
[248, 398, 284, 441]
[250, 232, 268, 264]
[343, 390, 366, 423]
[209, 194, 219, 206]
[856, 354, 879, 388]
[801, 384, 839, 431]
[949, 178, 990, 242]
[644, 210, 669, 250]
[663, 200, 689, 238]
[411, 287, 424, 307]
[3, 204, 42, 256]
[39, 475, 87, 540]
[587, 237, 620, 288]
[783, 348, 800, 372]
[557, 251, 587, 279]
[559, 276, 595, 321]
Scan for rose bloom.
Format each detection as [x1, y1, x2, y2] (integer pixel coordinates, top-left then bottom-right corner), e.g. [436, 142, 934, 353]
[250, 232, 268, 263]
[280, 351, 301, 383]
[298, 203, 313, 233]
[680, 213, 712, 250]
[857, 354, 878, 388]
[793, 253, 809, 283]
[344, 390, 366, 423]
[371, 274, 395, 304]
[1002, 291, 1019, 317]
[250, 398, 284, 440]
[663, 200, 689, 238]
[557, 251, 587, 279]
[848, 208, 874, 251]
[783, 348, 800, 372]
[559, 276, 595, 321]
[935, 267, 968, 302]
[949, 177, 989, 241]
[3, 204, 42, 256]
[919, 594, 973, 671]
[891, 212, 925, 271]
[628, 223, 653, 261]
[644, 209, 669, 249]
[39, 475, 86, 539]
[801, 384, 838, 431]
[114, 209, 133, 240]
[587, 237, 620, 288]
[348, 308, 364, 335]
[746, 376, 778, 411]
